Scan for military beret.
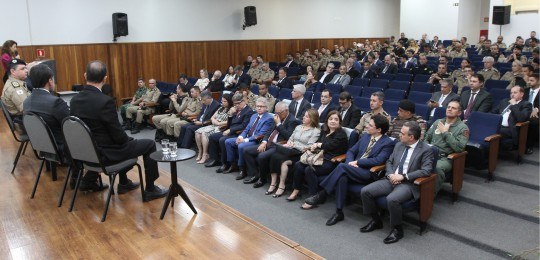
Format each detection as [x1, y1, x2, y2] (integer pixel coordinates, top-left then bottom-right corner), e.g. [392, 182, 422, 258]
[10, 58, 26, 66]
[398, 99, 415, 113]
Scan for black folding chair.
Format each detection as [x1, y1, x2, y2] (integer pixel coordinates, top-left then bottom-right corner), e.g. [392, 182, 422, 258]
[62, 116, 144, 222]
[1, 100, 29, 173]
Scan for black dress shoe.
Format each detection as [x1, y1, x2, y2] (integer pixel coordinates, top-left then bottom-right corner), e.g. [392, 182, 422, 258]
[383, 227, 404, 244]
[235, 171, 247, 180]
[253, 181, 266, 188]
[360, 220, 383, 233]
[144, 185, 169, 202]
[205, 160, 221, 167]
[216, 165, 230, 173]
[304, 192, 327, 206]
[326, 212, 345, 226]
[226, 165, 240, 173]
[526, 148, 534, 155]
[243, 176, 258, 184]
[79, 181, 109, 192]
[117, 180, 140, 194]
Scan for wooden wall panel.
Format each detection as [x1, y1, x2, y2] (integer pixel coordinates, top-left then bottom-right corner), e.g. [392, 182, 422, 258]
[11, 37, 385, 104]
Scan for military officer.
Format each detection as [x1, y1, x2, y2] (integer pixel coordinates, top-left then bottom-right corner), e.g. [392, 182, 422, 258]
[256, 83, 276, 113]
[449, 43, 468, 59]
[387, 100, 428, 140]
[477, 56, 500, 81]
[125, 78, 161, 133]
[247, 60, 261, 81]
[349, 91, 392, 146]
[152, 84, 189, 139]
[425, 101, 469, 193]
[168, 86, 201, 138]
[253, 63, 274, 85]
[120, 78, 147, 126]
[1, 59, 30, 121]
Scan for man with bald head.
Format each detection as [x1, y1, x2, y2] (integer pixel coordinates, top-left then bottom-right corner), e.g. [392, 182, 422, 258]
[492, 85, 532, 149]
[125, 78, 161, 134]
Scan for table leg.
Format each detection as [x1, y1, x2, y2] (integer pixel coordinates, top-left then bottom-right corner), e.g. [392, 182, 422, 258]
[159, 184, 175, 220]
[176, 184, 197, 214]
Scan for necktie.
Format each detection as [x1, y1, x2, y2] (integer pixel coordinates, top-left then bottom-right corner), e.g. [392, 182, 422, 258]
[464, 92, 477, 119]
[318, 104, 325, 115]
[290, 101, 297, 116]
[247, 116, 260, 137]
[295, 102, 300, 118]
[363, 71, 367, 78]
[360, 138, 377, 159]
[200, 106, 208, 121]
[267, 129, 278, 146]
[397, 146, 411, 175]
[334, 75, 342, 84]
[383, 65, 389, 73]
[438, 94, 447, 106]
[529, 90, 534, 103]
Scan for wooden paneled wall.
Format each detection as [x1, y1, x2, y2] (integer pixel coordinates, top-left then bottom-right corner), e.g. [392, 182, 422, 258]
[13, 38, 385, 104]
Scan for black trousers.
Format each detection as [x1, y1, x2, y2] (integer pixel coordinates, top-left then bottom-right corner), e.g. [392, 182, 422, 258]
[292, 160, 337, 196]
[208, 132, 237, 164]
[527, 118, 539, 149]
[243, 145, 276, 182]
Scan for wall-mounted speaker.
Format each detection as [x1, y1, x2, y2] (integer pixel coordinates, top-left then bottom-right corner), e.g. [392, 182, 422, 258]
[492, 6, 510, 25]
[244, 6, 257, 26]
[112, 13, 128, 37]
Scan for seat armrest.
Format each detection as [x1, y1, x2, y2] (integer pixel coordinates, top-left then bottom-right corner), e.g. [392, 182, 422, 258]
[370, 164, 386, 172]
[448, 151, 467, 194]
[484, 134, 502, 142]
[515, 121, 530, 127]
[278, 140, 287, 144]
[254, 135, 264, 141]
[120, 97, 132, 102]
[415, 173, 437, 222]
[484, 134, 502, 175]
[187, 115, 198, 121]
[331, 154, 346, 163]
[447, 151, 467, 160]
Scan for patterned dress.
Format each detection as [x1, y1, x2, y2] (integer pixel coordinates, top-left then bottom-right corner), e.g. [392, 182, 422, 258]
[195, 106, 230, 137]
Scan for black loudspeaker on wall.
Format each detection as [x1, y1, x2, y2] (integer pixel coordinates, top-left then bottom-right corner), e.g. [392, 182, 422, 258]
[112, 13, 128, 39]
[244, 6, 257, 26]
[492, 5, 510, 25]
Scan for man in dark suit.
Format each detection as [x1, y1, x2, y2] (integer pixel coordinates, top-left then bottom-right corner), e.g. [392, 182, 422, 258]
[492, 86, 533, 149]
[225, 97, 274, 180]
[524, 74, 539, 154]
[289, 84, 312, 120]
[314, 89, 336, 123]
[360, 121, 434, 244]
[178, 91, 220, 148]
[379, 55, 398, 75]
[272, 67, 293, 89]
[317, 63, 336, 84]
[460, 74, 493, 120]
[428, 78, 460, 118]
[228, 65, 252, 92]
[329, 65, 352, 86]
[358, 61, 375, 80]
[70, 61, 168, 200]
[304, 115, 395, 225]
[337, 91, 362, 128]
[345, 58, 360, 79]
[23, 64, 69, 153]
[242, 102, 300, 187]
[283, 53, 299, 68]
[206, 93, 254, 172]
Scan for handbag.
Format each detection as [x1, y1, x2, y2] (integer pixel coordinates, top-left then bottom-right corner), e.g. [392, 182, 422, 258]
[300, 149, 324, 166]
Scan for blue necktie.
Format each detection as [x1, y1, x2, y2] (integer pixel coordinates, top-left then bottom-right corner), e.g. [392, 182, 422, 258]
[397, 146, 410, 175]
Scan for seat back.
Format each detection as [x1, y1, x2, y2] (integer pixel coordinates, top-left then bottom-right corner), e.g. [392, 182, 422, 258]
[384, 89, 406, 101]
[268, 85, 279, 98]
[277, 88, 293, 100]
[415, 104, 430, 119]
[428, 107, 447, 126]
[62, 116, 101, 165]
[370, 79, 389, 89]
[326, 83, 343, 94]
[410, 82, 433, 93]
[361, 87, 383, 98]
[485, 79, 510, 91]
[382, 100, 399, 117]
[353, 97, 371, 112]
[466, 112, 502, 143]
[388, 80, 410, 91]
[378, 73, 394, 81]
[343, 85, 362, 97]
[413, 74, 431, 83]
[408, 91, 432, 104]
[489, 88, 510, 107]
[23, 112, 61, 162]
[394, 73, 413, 82]
[0, 100, 17, 134]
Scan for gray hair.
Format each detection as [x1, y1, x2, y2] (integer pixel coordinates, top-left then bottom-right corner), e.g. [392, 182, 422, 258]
[232, 93, 244, 102]
[371, 91, 385, 101]
[441, 78, 454, 86]
[256, 97, 268, 107]
[293, 84, 306, 95]
[274, 101, 288, 111]
[200, 91, 212, 99]
[403, 121, 421, 140]
[482, 56, 495, 63]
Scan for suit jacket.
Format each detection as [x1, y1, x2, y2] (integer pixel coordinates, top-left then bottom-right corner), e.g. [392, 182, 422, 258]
[314, 103, 337, 123]
[329, 74, 351, 86]
[338, 104, 362, 128]
[523, 88, 539, 109]
[261, 113, 300, 143]
[346, 67, 360, 79]
[239, 112, 274, 142]
[284, 60, 299, 68]
[206, 79, 224, 92]
[289, 98, 312, 120]
[276, 77, 294, 89]
[379, 64, 398, 74]
[317, 72, 335, 84]
[198, 100, 220, 125]
[460, 89, 493, 114]
[229, 72, 252, 91]
[23, 88, 70, 151]
[385, 141, 434, 200]
[70, 85, 134, 162]
[319, 128, 349, 159]
[227, 105, 255, 135]
[358, 69, 374, 79]
[492, 99, 532, 126]
[346, 134, 395, 167]
[429, 91, 460, 108]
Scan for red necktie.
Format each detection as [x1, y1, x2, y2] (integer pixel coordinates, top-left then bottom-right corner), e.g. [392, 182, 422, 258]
[247, 116, 260, 137]
[464, 92, 477, 119]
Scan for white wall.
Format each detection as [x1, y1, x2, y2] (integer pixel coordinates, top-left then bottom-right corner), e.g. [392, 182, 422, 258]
[0, 0, 400, 45]
[488, 0, 539, 43]
[458, 0, 482, 42]
[400, 0, 460, 41]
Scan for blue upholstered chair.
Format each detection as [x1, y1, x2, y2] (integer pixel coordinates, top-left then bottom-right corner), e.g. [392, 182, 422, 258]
[384, 89, 407, 102]
[343, 85, 362, 97]
[465, 112, 502, 181]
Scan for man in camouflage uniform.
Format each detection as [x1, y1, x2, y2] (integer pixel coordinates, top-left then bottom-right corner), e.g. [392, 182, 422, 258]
[1, 59, 30, 121]
[387, 100, 427, 140]
[169, 86, 202, 138]
[151, 84, 189, 138]
[121, 78, 147, 126]
[425, 100, 469, 193]
[125, 78, 161, 134]
[449, 42, 468, 59]
[253, 63, 274, 85]
[247, 60, 261, 81]
[349, 91, 392, 146]
[477, 56, 500, 81]
[256, 83, 276, 113]
[454, 65, 474, 94]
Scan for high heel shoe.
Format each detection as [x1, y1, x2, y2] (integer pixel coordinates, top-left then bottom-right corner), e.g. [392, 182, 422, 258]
[197, 154, 210, 164]
[286, 193, 301, 202]
[195, 153, 202, 161]
[265, 185, 276, 195]
[272, 187, 285, 198]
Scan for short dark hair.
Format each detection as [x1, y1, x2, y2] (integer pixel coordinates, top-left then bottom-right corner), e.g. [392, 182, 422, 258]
[321, 89, 331, 96]
[372, 114, 389, 135]
[200, 90, 212, 99]
[86, 60, 107, 83]
[29, 64, 54, 88]
[531, 73, 539, 80]
[448, 100, 462, 111]
[471, 73, 484, 83]
[279, 67, 288, 75]
[403, 121, 421, 140]
[178, 74, 187, 80]
[339, 91, 352, 101]
[371, 91, 385, 101]
[523, 64, 534, 72]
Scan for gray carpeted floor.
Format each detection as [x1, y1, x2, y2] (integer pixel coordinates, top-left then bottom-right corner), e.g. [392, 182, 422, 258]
[129, 126, 539, 260]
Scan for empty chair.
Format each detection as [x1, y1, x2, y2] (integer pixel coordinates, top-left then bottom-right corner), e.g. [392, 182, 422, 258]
[394, 73, 413, 82]
[485, 79, 510, 91]
[410, 82, 434, 93]
[361, 87, 383, 98]
[343, 85, 362, 97]
[413, 74, 431, 83]
[370, 79, 389, 89]
[384, 89, 407, 102]
[277, 88, 293, 100]
[1, 101, 29, 174]
[382, 100, 399, 117]
[388, 80, 410, 92]
[408, 91, 432, 104]
[351, 77, 369, 87]
[62, 116, 144, 222]
[397, 68, 411, 74]
[377, 73, 394, 81]
[465, 112, 502, 181]
[353, 97, 371, 112]
[326, 83, 343, 94]
[490, 88, 510, 107]
[442, 40, 452, 47]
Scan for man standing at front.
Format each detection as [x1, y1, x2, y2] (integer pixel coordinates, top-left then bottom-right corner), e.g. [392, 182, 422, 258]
[360, 121, 434, 244]
[70, 60, 167, 200]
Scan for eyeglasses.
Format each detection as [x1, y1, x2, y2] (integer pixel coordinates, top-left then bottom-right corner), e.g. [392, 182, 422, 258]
[255, 105, 267, 108]
[233, 101, 242, 105]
